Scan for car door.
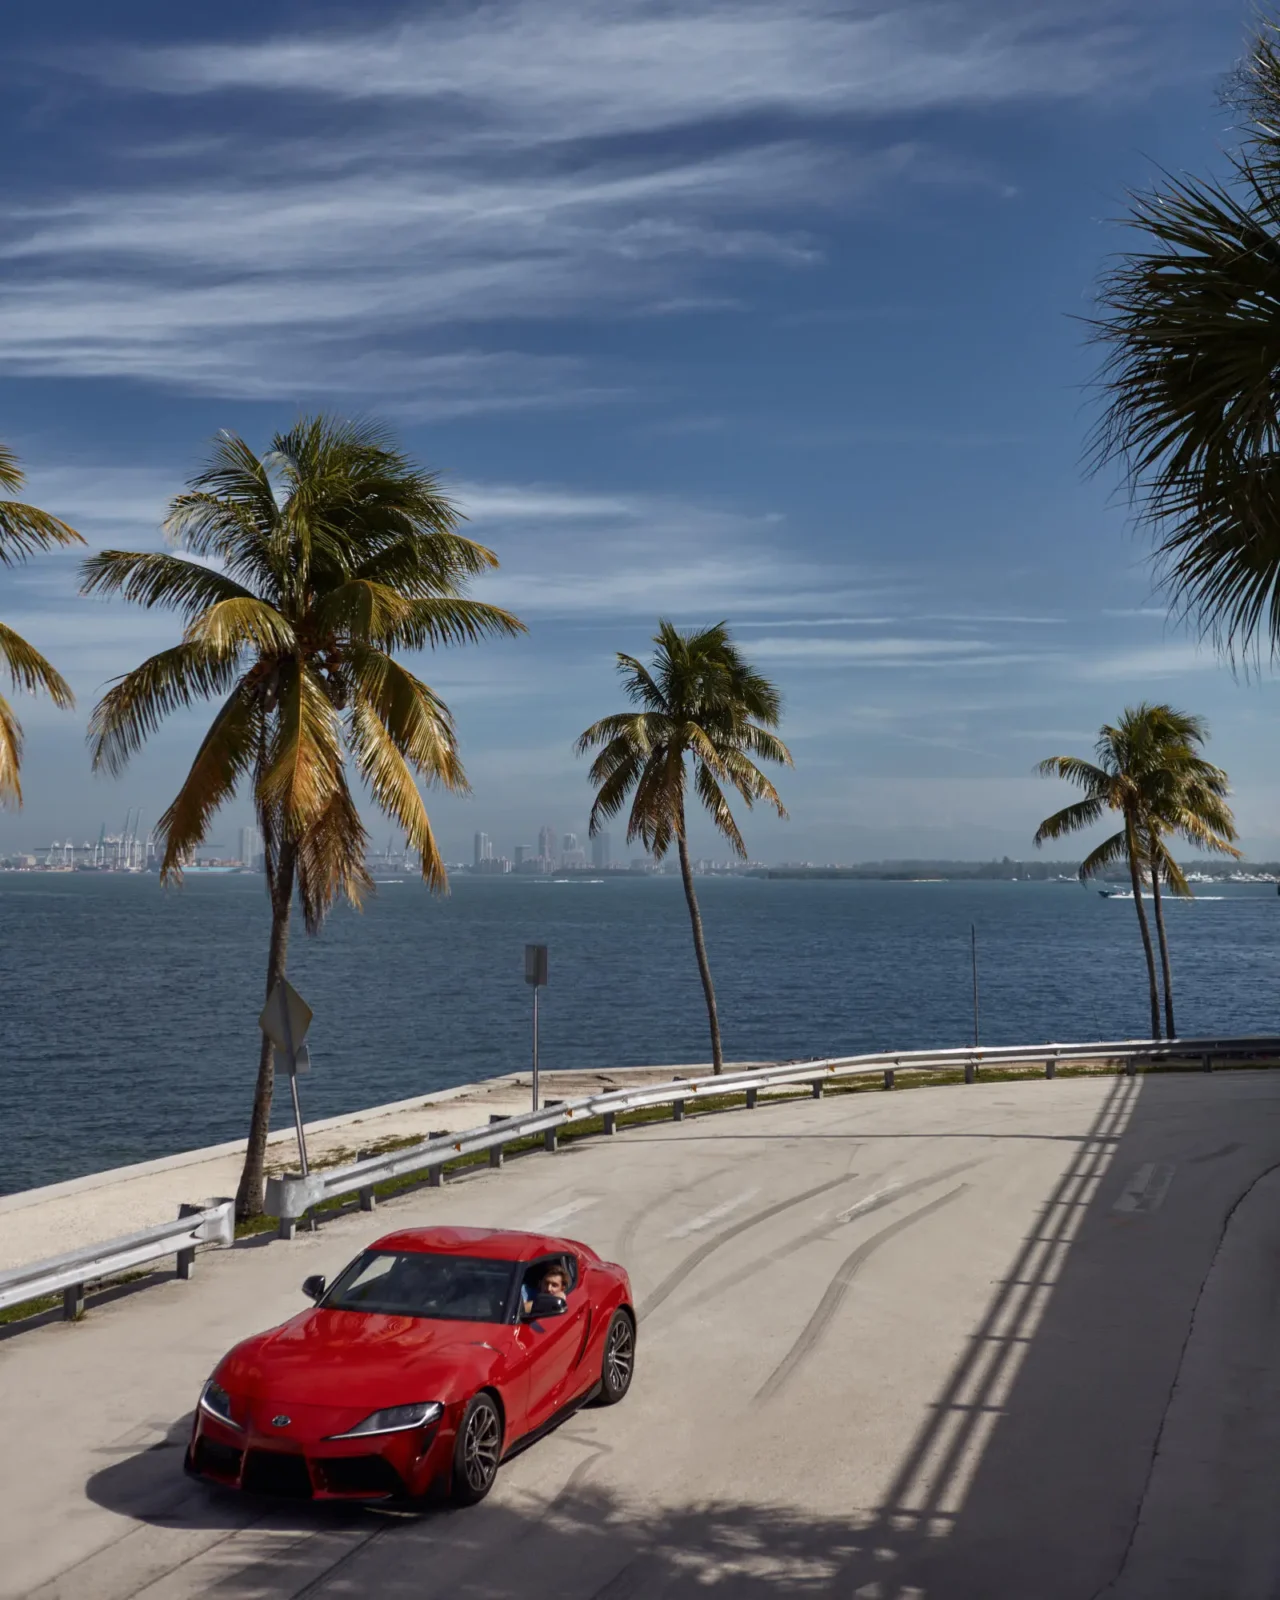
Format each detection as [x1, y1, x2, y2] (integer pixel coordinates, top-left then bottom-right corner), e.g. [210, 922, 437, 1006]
[517, 1257, 588, 1430]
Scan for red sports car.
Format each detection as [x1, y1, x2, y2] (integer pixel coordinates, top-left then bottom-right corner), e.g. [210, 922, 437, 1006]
[186, 1225, 635, 1506]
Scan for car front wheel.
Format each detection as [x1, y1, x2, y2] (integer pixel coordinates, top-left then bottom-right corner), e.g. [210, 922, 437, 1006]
[597, 1309, 636, 1405]
[453, 1393, 504, 1505]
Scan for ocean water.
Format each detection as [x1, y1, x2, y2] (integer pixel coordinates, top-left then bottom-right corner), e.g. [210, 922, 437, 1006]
[1, 872, 1277, 1195]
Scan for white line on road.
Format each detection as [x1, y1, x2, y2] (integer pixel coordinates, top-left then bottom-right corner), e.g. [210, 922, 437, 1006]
[667, 1190, 760, 1239]
[836, 1184, 903, 1223]
[526, 1198, 599, 1230]
[1113, 1163, 1176, 1214]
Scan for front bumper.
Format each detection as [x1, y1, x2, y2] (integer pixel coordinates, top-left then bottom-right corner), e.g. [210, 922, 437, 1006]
[188, 1409, 456, 1502]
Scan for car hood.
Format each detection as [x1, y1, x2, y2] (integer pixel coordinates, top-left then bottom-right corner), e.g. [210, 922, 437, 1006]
[219, 1308, 510, 1407]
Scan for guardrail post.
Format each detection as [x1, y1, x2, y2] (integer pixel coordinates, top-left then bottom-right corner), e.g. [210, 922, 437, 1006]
[1045, 1058, 1056, 1080]
[964, 1061, 977, 1084]
[810, 1080, 823, 1099]
[544, 1128, 558, 1152]
[1202, 1052, 1213, 1073]
[746, 1087, 757, 1109]
[489, 1145, 504, 1169]
[673, 1099, 685, 1122]
[359, 1187, 377, 1212]
[883, 1069, 895, 1090]
[428, 1165, 443, 1188]
[176, 1245, 196, 1279]
[63, 1283, 85, 1320]
[277, 1216, 296, 1241]
[603, 1112, 617, 1135]
[1125, 1056, 1136, 1077]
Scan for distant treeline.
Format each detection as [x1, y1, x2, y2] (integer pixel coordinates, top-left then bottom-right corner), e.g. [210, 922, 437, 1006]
[755, 858, 1279, 882]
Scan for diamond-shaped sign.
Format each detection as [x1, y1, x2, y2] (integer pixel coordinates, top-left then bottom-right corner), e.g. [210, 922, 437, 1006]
[259, 980, 313, 1072]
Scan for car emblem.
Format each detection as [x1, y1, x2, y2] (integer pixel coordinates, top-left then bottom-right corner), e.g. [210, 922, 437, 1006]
[271, 1415, 291, 1428]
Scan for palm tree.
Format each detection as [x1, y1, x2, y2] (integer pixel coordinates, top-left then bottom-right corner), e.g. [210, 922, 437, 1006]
[576, 621, 791, 1073]
[0, 444, 82, 804]
[1090, 17, 1280, 656]
[1130, 708, 1240, 1037]
[83, 418, 524, 1217]
[1035, 710, 1166, 1037]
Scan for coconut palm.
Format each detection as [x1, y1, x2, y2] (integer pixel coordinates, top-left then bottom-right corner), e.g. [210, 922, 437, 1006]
[1131, 708, 1240, 1037]
[83, 418, 524, 1217]
[576, 621, 791, 1073]
[0, 444, 82, 804]
[1090, 18, 1280, 656]
[1035, 710, 1165, 1036]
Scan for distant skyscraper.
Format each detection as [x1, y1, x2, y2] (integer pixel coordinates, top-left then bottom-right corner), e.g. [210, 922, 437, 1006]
[591, 832, 611, 869]
[237, 824, 262, 868]
[474, 831, 492, 868]
[513, 845, 529, 867]
[562, 832, 578, 853]
[538, 824, 557, 866]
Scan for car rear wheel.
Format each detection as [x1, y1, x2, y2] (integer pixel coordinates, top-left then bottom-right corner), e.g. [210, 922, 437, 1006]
[453, 1393, 503, 1505]
[597, 1309, 636, 1405]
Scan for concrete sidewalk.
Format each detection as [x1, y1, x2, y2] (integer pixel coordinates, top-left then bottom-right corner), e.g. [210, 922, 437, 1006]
[0, 1062, 772, 1271]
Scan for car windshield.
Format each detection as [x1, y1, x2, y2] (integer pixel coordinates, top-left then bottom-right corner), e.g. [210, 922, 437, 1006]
[324, 1251, 516, 1323]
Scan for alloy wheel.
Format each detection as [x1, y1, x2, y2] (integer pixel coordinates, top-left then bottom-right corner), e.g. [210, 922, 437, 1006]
[462, 1399, 501, 1493]
[605, 1314, 634, 1395]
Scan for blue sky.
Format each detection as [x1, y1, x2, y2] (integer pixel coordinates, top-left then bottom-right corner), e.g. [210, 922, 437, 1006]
[3, 0, 1277, 864]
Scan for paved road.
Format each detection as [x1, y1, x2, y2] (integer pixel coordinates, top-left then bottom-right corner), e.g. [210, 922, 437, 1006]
[4, 1071, 1280, 1599]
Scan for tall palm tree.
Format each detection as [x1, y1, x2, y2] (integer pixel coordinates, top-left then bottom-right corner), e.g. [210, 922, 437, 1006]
[576, 621, 791, 1073]
[83, 418, 524, 1217]
[1091, 17, 1280, 655]
[0, 444, 82, 804]
[1035, 710, 1167, 1038]
[1131, 708, 1239, 1037]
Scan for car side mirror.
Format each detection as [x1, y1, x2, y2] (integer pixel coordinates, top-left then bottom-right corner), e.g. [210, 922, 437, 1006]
[302, 1274, 326, 1302]
[525, 1292, 567, 1319]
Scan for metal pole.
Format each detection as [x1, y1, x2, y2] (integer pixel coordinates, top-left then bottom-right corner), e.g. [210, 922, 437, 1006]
[280, 1000, 309, 1176]
[288, 1070, 310, 1177]
[971, 923, 980, 1047]
[532, 986, 540, 1112]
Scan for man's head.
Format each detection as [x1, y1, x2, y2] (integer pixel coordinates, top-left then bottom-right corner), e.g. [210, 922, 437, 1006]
[539, 1265, 568, 1298]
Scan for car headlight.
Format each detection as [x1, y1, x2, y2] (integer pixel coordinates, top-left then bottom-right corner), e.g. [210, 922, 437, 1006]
[199, 1379, 242, 1430]
[327, 1401, 443, 1439]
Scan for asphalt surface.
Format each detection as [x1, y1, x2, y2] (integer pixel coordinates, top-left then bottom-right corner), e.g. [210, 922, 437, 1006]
[4, 1071, 1280, 1599]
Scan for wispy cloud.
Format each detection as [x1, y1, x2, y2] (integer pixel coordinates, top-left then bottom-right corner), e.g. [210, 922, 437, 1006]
[0, 1, 1177, 402]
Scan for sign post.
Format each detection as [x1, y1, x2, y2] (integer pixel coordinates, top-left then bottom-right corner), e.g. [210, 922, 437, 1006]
[524, 944, 548, 1112]
[259, 979, 314, 1176]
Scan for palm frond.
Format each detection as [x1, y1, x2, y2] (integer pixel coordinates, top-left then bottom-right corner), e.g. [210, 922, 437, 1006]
[0, 694, 21, 807]
[80, 550, 256, 617]
[183, 596, 296, 656]
[0, 444, 83, 561]
[1079, 830, 1131, 879]
[156, 685, 263, 881]
[347, 647, 467, 794]
[258, 662, 344, 832]
[89, 642, 243, 776]
[294, 783, 374, 933]
[1035, 755, 1112, 790]
[693, 761, 747, 857]
[0, 622, 75, 708]
[1034, 796, 1108, 845]
[349, 701, 449, 891]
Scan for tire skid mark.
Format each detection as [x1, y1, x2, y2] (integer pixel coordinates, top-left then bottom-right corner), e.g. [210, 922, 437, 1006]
[614, 1161, 737, 1267]
[756, 1185, 969, 1401]
[638, 1174, 857, 1322]
[695, 1157, 985, 1309]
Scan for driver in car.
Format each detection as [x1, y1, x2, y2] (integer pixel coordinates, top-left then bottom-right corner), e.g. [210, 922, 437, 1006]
[522, 1263, 569, 1316]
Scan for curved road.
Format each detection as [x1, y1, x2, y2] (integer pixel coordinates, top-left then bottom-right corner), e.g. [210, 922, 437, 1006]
[4, 1071, 1280, 1599]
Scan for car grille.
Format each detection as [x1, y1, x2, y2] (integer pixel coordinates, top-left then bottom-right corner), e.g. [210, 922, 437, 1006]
[193, 1436, 243, 1481]
[241, 1449, 314, 1499]
[318, 1455, 405, 1497]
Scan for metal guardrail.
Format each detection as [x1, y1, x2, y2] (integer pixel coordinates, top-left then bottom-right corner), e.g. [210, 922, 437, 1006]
[263, 1033, 1280, 1236]
[0, 1199, 234, 1321]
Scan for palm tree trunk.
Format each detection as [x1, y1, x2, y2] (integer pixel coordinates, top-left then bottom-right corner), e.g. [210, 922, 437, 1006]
[675, 821, 724, 1073]
[1148, 853, 1176, 1039]
[235, 838, 296, 1220]
[1124, 818, 1161, 1040]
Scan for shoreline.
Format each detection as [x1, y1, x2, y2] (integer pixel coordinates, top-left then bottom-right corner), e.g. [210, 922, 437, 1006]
[0, 1060, 774, 1270]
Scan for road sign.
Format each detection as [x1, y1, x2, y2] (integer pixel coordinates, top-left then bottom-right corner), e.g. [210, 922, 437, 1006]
[525, 944, 548, 987]
[259, 980, 313, 1071]
[258, 979, 314, 1178]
